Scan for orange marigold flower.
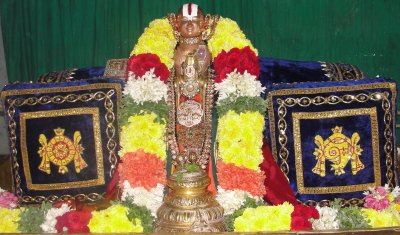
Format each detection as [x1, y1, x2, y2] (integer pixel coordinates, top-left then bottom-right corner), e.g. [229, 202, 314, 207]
[118, 149, 166, 190]
[217, 160, 266, 196]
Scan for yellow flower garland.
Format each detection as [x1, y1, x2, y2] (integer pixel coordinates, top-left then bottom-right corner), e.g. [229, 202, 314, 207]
[119, 112, 166, 160]
[218, 110, 264, 171]
[234, 203, 294, 232]
[88, 204, 143, 233]
[0, 208, 21, 233]
[131, 18, 177, 69]
[362, 206, 400, 228]
[208, 17, 258, 59]
[130, 17, 257, 66]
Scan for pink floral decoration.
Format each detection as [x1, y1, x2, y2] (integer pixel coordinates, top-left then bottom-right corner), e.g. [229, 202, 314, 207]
[0, 191, 18, 208]
[364, 186, 391, 211]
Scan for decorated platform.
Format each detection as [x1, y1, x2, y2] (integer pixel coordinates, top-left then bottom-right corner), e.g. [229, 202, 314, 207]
[1, 2, 400, 234]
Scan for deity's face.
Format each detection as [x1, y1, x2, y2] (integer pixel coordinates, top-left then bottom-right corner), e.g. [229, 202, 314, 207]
[175, 3, 205, 38]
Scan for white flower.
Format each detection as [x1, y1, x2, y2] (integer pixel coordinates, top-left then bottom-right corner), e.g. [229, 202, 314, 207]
[124, 68, 168, 104]
[216, 187, 262, 215]
[215, 69, 265, 103]
[121, 180, 164, 216]
[40, 203, 71, 233]
[0, 187, 5, 194]
[311, 206, 339, 230]
[392, 186, 400, 198]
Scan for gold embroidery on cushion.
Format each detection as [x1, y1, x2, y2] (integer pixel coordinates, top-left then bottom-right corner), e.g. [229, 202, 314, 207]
[38, 128, 87, 175]
[20, 108, 104, 191]
[312, 126, 363, 177]
[2, 83, 121, 202]
[292, 108, 381, 194]
[267, 83, 396, 190]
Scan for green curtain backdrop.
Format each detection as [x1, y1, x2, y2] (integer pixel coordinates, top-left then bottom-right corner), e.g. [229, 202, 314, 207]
[0, 0, 399, 83]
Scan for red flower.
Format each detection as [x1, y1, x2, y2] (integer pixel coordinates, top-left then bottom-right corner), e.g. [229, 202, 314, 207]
[217, 160, 266, 196]
[291, 216, 311, 231]
[290, 204, 319, 231]
[118, 149, 166, 190]
[127, 53, 169, 82]
[55, 211, 92, 233]
[213, 46, 259, 83]
[292, 204, 320, 219]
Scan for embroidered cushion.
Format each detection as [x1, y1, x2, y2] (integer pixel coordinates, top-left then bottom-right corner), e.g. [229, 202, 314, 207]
[1, 78, 123, 203]
[37, 67, 105, 83]
[259, 57, 365, 92]
[265, 78, 397, 204]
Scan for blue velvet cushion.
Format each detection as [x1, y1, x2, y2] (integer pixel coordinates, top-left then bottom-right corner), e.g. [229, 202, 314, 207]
[259, 57, 365, 93]
[38, 67, 105, 83]
[1, 78, 123, 203]
[265, 78, 397, 203]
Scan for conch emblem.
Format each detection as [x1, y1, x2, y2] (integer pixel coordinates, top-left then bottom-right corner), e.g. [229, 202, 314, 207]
[312, 126, 364, 177]
[38, 128, 87, 174]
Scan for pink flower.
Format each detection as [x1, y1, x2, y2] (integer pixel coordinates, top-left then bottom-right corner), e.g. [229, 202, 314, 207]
[364, 194, 390, 211]
[376, 186, 387, 196]
[0, 191, 18, 208]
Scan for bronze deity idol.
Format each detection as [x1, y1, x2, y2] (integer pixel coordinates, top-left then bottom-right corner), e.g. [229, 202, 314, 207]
[154, 3, 225, 232]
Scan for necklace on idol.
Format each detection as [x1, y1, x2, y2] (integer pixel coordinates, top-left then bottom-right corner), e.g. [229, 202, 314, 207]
[166, 53, 214, 170]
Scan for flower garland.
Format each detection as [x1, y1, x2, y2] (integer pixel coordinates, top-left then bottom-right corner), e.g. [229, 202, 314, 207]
[1, 177, 400, 233]
[234, 202, 294, 232]
[55, 210, 92, 233]
[19, 202, 52, 233]
[121, 15, 264, 222]
[131, 19, 176, 68]
[0, 186, 154, 233]
[88, 204, 143, 233]
[124, 15, 269, 229]
[119, 36, 169, 218]
[208, 18, 258, 59]
[41, 204, 71, 233]
[0, 188, 18, 208]
[212, 28, 267, 223]
[0, 207, 21, 233]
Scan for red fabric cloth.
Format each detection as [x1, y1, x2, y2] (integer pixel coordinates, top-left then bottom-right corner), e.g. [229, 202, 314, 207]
[105, 164, 120, 201]
[260, 139, 298, 205]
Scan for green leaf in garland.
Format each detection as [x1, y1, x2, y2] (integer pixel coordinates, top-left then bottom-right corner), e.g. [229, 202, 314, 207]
[18, 202, 53, 233]
[120, 199, 155, 233]
[216, 96, 267, 117]
[118, 96, 168, 126]
[331, 199, 371, 230]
